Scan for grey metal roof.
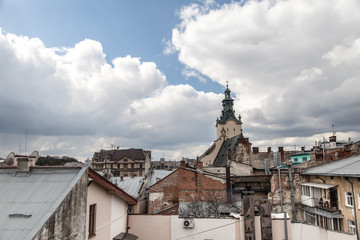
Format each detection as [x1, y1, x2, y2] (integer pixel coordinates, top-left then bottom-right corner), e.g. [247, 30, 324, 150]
[302, 155, 360, 177]
[147, 169, 173, 188]
[213, 134, 244, 167]
[0, 167, 87, 240]
[111, 176, 144, 199]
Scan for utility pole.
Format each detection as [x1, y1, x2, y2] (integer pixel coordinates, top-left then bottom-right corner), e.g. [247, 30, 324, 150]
[278, 168, 288, 240]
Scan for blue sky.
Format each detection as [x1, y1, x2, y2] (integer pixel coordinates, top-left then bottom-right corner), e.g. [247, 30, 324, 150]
[0, 0, 223, 92]
[1, 0, 360, 161]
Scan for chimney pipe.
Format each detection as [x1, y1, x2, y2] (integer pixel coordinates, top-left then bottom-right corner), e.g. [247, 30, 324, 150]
[180, 160, 186, 168]
[252, 147, 259, 154]
[267, 147, 272, 153]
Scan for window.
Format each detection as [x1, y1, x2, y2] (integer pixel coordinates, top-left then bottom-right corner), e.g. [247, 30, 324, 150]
[294, 158, 298, 163]
[124, 164, 128, 169]
[333, 218, 342, 231]
[89, 204, 96, 237]
[302, 157, 307, 161]
[349, 220, 356, 235]
[304, 211, 316, 225]
[139, 164, 143, 169]
[345, 192, 354, 207]
[302, 185, 311, 197]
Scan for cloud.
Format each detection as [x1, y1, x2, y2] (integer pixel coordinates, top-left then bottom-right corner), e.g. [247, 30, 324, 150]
[171, 0, 360, 145]
[0, 29, 222, 160]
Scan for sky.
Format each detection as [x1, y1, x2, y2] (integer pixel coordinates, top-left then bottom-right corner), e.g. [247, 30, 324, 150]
[1, 0, 360, 161]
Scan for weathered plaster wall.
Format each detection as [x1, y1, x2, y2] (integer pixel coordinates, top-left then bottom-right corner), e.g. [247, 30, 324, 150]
[34, 170, 88, 240]
[306, 175, 360, 235]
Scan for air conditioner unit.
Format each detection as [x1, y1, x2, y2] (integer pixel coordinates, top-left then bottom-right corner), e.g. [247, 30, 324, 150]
[183, 219, 194, 229]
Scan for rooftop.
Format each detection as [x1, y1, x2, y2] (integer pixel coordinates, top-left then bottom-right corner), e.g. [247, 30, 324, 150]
[302, 154, 360, 177]
[0, 166, 86, 240]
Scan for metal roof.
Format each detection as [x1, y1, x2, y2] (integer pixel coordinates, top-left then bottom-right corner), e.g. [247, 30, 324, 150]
[147, 169, 173, 188]
[302, 154, 360, 177]
[98, 148, 148, 161]
[111, 176, 144, 199]
[213, 134, 244, 167]
[0, 167, 87, 240]
[301, 182, 337, 189]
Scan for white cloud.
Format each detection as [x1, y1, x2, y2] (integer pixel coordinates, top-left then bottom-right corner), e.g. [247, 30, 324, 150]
[0, 29, 222, 160]
[171, 0, 360, 142]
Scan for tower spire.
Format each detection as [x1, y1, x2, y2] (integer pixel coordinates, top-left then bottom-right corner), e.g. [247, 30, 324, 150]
[217, 84, 241, 124]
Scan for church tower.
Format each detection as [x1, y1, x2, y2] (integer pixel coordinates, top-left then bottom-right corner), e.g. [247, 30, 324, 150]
[216, 84, 243, 139]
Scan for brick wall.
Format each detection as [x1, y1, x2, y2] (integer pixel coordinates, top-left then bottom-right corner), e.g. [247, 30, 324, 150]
[149, 167, 227, 214]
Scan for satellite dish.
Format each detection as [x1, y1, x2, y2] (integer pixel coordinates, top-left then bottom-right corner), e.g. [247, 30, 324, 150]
[30, 151, 39, 164]
[5, 152, 15, 165]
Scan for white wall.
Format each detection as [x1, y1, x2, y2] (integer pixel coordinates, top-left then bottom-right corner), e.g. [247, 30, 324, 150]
[110, 195, 128, 238]
[291, 223, 356, 240]
[171, 216, 238, 240]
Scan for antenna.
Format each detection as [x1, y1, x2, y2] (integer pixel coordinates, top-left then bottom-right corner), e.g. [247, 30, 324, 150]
[332, 124, 336, 136]
[25, 129, 28, 155]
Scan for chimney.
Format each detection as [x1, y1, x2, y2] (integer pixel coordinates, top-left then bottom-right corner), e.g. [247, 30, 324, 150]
[267, 147, 272, 153]
[16, 157, 31, 173]
[329, 136, 337, 142]
[301, 146, 305, 151]
[252, 147, 259, 154]
[278, 147, 285, 162]
[196, 162, 203, 170]
[120, 176, 124, 181]
[180, 160, 186, 168]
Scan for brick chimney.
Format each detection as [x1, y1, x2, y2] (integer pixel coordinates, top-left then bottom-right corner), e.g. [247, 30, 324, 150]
[180, 160, 186, 168]
[267, 147, 272, 153]
[301, 146, 305, 151]
[278, 147, 284, 162]
[252, 147, 259, 154]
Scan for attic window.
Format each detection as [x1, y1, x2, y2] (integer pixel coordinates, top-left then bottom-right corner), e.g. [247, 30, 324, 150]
[9, 214, 32, 218]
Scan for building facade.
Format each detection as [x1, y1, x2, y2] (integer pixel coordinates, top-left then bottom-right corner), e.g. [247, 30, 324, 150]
[91, 148, 151, 177]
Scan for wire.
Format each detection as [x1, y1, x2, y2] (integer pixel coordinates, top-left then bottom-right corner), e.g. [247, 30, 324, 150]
[174, 219, 243, 240]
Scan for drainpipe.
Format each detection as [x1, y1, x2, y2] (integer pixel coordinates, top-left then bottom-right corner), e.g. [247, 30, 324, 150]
[345, 177, 359, 240]
[121, 208, 131, 240]
[278, 168, 288, 240]
[287, 161, 297, 222]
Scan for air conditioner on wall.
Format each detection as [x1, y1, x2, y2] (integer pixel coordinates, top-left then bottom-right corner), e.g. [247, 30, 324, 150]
[183, 219, 194, 229]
